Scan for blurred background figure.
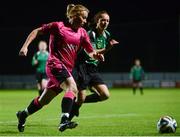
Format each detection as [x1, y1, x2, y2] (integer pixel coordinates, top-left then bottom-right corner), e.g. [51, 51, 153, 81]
[32, 40, 49, 95]
[130, 59, 145, 95]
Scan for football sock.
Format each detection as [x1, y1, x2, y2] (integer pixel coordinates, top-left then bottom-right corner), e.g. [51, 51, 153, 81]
[74, 102, 82, 109]
[133, 88, 136, 94]
[68, 98, 81, 120]
[61, 91, 75, 121]
[72, 101, 82, 113]
[72, 97, 82, 110]
[26, 97, 42, 115]
[140, 87, 143, 95]
[84, 93, 101, 103]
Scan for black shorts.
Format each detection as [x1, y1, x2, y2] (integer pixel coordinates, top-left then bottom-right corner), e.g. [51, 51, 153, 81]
[73, 63, 105, 91]
[133, 79, 142, 83]
[36, 72, 47, 83]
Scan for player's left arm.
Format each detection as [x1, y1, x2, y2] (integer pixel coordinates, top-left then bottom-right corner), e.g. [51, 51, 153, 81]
[81, 29, 104, 62]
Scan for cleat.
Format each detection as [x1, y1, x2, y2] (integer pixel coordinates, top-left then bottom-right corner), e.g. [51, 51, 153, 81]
[59, 120, 78, 132]
[16, 111, 26, 132]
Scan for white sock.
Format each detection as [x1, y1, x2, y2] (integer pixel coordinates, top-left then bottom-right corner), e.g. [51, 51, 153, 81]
[61, 113, 69, 118]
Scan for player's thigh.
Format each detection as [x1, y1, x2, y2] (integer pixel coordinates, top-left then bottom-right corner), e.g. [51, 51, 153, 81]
[41, 78, 48, 89]
[60, 76, 78, 94]
[93, 84, 110, 98]
[77, 90, 86, 103]
[37, 83, 41, 90]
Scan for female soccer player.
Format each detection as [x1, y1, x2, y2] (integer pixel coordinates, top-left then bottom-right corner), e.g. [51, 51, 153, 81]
[130, 59, 145, 95]
[17, 4, 104, 132]
[69, 10, 119, 120]
[32, 40, 48, 95]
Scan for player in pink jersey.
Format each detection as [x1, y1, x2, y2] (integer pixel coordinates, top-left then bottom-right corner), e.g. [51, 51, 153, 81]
[17, 4, 104, 132]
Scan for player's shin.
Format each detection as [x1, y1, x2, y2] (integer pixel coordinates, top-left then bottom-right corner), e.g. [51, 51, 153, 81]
[59, 91, 78, 132]
[26, 97, 43, 115]
[84, 93, 101, 103]
[60, 91, 75, 122]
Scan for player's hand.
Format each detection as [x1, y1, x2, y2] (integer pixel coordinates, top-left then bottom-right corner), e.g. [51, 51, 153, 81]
[109, 39, 119, 46]
[34, 60, 38, 65]
[93, 53, 104, 62]
[19, 47, 28, 56]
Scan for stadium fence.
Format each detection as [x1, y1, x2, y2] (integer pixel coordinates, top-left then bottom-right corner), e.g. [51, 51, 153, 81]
[0, 73, 180, 89]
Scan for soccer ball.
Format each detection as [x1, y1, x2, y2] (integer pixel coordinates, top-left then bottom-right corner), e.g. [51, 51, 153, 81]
[157, 116, 177, 133]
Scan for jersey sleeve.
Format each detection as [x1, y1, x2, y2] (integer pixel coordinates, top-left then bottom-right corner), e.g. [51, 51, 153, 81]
[41, 22, 59, 35]
[88, 30, 96, 49]
[81, 29, 94, 53]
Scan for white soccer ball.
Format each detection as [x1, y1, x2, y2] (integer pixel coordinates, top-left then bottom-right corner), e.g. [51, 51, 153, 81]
[157, 116, 177, 133]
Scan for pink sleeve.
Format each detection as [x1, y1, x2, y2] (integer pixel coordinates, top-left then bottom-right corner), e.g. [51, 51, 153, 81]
[41, 22, 59, 34]
[81, 29, 94, 53]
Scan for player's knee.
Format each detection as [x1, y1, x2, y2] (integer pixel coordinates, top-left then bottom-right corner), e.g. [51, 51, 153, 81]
[78, 92, 86, 104]
[41, 84, 46, 90]
[72, 86, 78, 95]
[101, 91, 110, 101]
[104, 92, 110, 100]
[69, 83, 78, 94]
[78, 97, 85, 104]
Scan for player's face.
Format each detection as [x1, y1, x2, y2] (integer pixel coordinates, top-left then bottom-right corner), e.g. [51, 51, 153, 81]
[135, 60, 140, 66]
[96, 13, 110, 31]
[71, 11, 88, 28]
[39, 41, 47, 51]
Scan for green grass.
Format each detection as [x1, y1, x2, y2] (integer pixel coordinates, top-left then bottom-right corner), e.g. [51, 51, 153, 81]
[0, 88, 180, 136]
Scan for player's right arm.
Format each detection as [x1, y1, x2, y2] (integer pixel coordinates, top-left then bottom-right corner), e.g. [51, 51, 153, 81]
[32, 53, 38, 66]
[19, 22, 58, 56]
[130, 67, 134, 81]
[19, 27, 42, 56]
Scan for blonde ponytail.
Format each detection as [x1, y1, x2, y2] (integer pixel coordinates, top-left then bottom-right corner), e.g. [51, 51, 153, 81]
[66, 4, 75, 18]
[66, 4, 89, 19]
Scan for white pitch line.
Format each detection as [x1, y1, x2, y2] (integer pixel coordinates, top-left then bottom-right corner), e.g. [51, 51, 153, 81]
[0, 113, 138, 124]
[0, 136, 178, 137]
[79, 113, 138, 119]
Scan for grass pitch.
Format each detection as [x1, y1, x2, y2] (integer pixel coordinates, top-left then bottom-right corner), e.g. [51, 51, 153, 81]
[0, 88, 180, 136]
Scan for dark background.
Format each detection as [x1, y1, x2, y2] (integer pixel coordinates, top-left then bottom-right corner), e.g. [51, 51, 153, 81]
[0, 0, 179, 74]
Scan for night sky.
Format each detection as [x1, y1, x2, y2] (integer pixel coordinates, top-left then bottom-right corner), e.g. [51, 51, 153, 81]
[0, 0, 179, 74]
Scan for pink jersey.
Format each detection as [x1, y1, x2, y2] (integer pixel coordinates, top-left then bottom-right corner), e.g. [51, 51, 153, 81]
[41, 21, 93, 72]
